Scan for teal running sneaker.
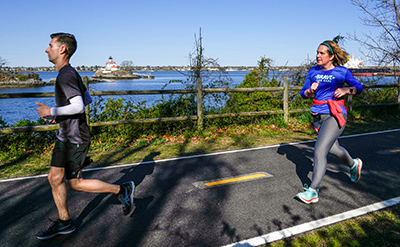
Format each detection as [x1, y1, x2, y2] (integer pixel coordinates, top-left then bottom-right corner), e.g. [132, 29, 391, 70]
[296, 184, 319, 204]
[350, 158, 363, 183]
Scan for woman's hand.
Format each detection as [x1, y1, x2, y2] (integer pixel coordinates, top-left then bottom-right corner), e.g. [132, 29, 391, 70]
[334, 87, 351, 98]
[305, 81, 320, 97]
[310, 82, 320, 93]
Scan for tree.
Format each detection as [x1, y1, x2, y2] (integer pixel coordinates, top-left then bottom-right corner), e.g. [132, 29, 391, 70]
[159, 28, 231, 130]
[184, 28, 230, 89]
[333, 34, 346, 46]
[162, 28, 231, 109]
[225, 56, 281, 114]
[349, 0, 400, 65]
[120, 60, 134, 71]
[0, 56, 8, 71]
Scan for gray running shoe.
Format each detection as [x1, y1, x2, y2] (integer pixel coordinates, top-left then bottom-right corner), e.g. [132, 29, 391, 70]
[118, 181, 135, 215]
[36, 219, 76, 240]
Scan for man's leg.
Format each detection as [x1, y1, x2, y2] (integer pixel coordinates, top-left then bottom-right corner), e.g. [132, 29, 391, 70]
[48, 166, 70, 220]
[68, 178, 120, 194]
[66, 141, 135, 216]
[68, 178, 135, 215]
[36, 166, 76, 240]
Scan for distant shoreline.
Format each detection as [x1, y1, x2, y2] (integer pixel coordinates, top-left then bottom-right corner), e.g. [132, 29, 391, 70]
[4, 65, 399, 74]
[5, 66, 264, 73]
[0, 76, 103, 89]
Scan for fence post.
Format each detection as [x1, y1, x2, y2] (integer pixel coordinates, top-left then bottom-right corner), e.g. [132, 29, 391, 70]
[398, 76, 400, 104]
[347, 94, 353, 112]
[82, 76, 90, 125]
[283, 76, 289, 123]
[196, 77, 203, 130]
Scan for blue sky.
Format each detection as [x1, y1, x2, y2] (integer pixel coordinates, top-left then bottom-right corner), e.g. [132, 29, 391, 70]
[1, 0, 376, 67]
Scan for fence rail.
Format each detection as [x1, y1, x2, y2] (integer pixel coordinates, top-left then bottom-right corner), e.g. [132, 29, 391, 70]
[0, 87, 300, 99]
[1, 77, 399, 135]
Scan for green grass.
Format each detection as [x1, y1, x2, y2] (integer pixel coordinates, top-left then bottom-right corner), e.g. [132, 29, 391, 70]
[267, 204, 400, 247]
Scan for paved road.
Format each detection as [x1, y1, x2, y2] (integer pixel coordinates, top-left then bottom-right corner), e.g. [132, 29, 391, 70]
[1, 129, 399, 247]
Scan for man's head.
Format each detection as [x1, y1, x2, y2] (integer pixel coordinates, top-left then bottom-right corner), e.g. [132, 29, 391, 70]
[45, 33, 77, 68]
[49, 33, 77, 58]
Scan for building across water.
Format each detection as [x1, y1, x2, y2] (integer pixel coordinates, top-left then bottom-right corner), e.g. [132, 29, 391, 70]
[93, 56, 154, 79]
[101, 56, 119, 74]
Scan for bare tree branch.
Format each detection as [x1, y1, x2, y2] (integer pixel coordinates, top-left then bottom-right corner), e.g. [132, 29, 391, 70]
[349, 0, 400, 64]
[0, 56, 8, 71]
[176, 28, 231, 90]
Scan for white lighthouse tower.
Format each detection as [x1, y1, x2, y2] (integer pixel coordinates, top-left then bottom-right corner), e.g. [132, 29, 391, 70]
[102, 56, 119, 73]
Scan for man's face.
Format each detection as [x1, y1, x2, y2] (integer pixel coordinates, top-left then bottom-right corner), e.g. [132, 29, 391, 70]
[45, 38, 61, 64]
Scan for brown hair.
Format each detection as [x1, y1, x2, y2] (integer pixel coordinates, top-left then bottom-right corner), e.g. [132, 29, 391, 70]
[50, 33, 77, 58]
[320, 40, 349, 67]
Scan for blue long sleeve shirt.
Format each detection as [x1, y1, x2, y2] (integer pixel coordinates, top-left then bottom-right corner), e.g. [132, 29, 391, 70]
[300, 66, 363, 114]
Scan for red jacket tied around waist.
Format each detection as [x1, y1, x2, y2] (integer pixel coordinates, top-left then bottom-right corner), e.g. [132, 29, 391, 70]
[313, 99, 347, 127]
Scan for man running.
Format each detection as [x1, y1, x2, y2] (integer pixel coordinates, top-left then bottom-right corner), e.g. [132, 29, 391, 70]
[35, 33, 135, 240]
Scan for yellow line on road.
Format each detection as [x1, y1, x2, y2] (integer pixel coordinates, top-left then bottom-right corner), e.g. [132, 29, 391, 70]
[205, 173, 267, 187]
[193, 172, 273, 189]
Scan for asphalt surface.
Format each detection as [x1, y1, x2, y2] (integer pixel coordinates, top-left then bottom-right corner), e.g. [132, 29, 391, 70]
[1, 129, 400, 247]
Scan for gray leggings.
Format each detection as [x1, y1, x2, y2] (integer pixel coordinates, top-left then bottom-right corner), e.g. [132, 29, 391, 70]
[310, 114, 354, 189]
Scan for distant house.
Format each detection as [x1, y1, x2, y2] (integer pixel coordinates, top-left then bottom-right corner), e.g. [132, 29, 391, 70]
[101, 56, 119, 73]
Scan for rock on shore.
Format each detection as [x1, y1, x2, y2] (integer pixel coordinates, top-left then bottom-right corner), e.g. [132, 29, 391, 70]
[92, 69, 142, 79]
[0, 78, 48, 87]
[0, 76, 102, 88]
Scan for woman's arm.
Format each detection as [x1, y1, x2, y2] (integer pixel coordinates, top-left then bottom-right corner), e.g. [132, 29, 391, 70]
[346, 70, 363, 95]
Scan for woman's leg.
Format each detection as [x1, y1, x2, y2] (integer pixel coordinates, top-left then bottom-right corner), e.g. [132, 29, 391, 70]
[329, 140, 354, 167]
[310, 115, 346, 189]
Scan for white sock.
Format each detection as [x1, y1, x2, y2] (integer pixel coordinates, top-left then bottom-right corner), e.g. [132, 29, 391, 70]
[350, 160, 357, 169]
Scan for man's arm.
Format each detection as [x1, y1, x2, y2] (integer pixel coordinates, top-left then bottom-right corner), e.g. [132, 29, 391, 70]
[50, 95, 84, 116]
[36, 95, 84, 118]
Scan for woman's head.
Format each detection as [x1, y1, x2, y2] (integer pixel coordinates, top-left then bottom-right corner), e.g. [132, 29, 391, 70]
[317, 40, 349, 67]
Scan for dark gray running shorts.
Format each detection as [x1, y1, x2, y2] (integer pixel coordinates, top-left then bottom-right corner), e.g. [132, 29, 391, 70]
[50, 140, 90, 180]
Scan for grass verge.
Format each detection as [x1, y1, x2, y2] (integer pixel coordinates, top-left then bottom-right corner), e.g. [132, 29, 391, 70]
[267, 204, 400, 247]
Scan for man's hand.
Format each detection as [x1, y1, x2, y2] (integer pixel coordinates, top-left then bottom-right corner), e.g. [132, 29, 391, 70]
[35, 102, 51, 118]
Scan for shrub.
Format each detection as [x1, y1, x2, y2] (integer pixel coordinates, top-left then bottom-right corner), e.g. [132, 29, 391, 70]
[0, 118, 56, 157]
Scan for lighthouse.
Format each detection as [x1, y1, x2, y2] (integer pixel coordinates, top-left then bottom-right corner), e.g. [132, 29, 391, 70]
[103, 56, 119, 73]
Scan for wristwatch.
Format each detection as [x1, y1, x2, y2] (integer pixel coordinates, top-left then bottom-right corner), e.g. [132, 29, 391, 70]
[349, 87, 354, 95]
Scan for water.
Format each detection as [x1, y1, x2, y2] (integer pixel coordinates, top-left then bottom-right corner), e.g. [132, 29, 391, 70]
[357, 75, 400, 85]
[0, 71, 249, 125]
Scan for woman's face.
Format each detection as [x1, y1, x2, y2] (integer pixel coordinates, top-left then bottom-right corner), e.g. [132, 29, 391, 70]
[316, 45, 334, 68]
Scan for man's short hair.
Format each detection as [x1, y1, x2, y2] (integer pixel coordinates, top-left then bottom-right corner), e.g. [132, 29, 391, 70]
[50, 33, 77, 58]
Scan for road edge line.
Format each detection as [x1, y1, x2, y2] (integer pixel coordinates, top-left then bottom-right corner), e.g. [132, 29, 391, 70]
[222, 196, 400, 247]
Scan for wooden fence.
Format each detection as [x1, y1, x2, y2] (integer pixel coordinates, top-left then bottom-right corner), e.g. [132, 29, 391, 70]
[1, 77, 399, 135]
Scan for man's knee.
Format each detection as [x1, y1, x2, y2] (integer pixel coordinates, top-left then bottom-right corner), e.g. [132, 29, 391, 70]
[67, 178, 83, 191]
[48, 168, 64, 186]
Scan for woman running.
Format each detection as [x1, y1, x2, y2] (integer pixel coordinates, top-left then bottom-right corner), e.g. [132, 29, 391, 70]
[296, 40, 363, 204]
